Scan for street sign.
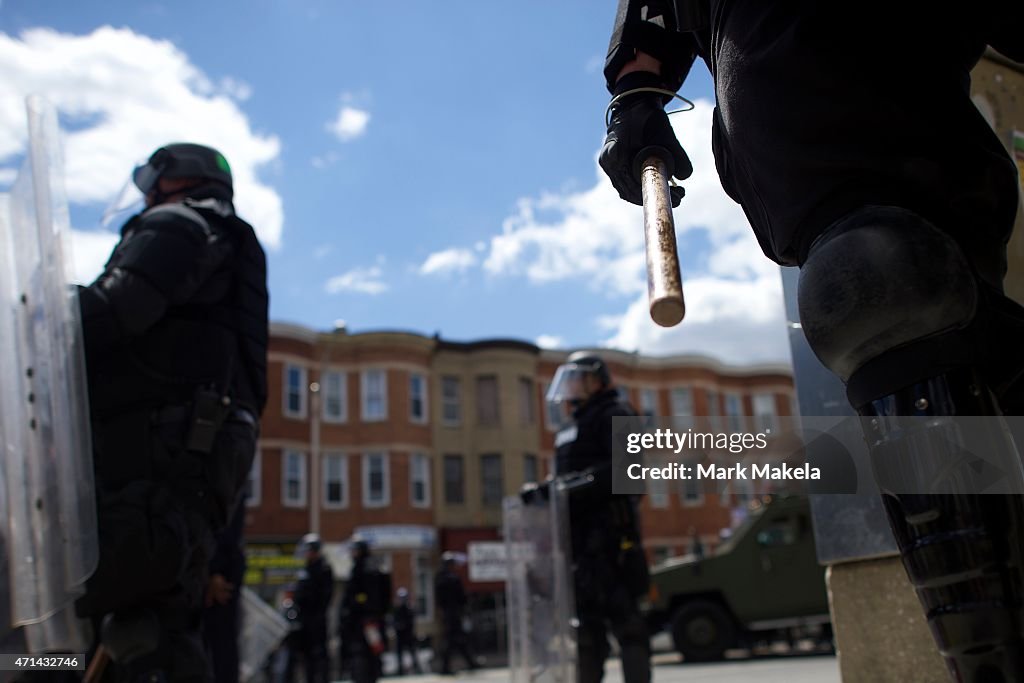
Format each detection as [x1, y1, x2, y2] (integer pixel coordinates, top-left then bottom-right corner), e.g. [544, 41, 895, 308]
[468, 542, 507, 582]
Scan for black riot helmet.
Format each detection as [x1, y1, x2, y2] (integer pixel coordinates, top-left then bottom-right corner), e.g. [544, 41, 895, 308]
[546, 351, 613, 408]
[132, 142, 233, 198]
[350, 535, 371, 561]
[299, 533, 322, 556]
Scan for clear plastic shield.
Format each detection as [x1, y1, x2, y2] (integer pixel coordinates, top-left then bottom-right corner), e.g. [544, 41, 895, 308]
[0, 95, 98, 652]
[503, 479, 577, 683]
[239, 587, 290, 683]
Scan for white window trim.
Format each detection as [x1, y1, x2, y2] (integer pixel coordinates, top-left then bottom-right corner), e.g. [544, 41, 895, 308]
[639, 387, 659, 417]
[410, 373, 429, 425]
[321, 371, 348, 424]
[246, 449, 262, 508]
[410, 452, 431, 508]
[682, 478, 705, 508]
[718, 481, 731, 507]
[649, 477, 669, 509]
[361, 369, 389, 422]
[670, 387, 694, 416]
[544, 383, 561, 432]
[281, 450, 308, 508]
[753, 393, 778, 433]
[412, 553, 434, 620]
[724, 392, 746, 434]
[441, 376, 461, 427]
[362, 452, 391, 508]
[322, 452, 349, 509]
[283, 364, 308, 420]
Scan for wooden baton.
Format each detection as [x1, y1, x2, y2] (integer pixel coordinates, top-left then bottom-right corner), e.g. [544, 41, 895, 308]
[640, 154, 685, 327]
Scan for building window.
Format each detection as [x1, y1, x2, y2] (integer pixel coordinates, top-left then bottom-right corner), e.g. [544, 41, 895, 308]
[245, 449, 261, 507]
[409, 373, 428, 424]
[518, 377, 536, 425]
[752, 393, 778, 433]
[481, 453, 503, 507]
[718, 481, 731, 507]
[323, 452, 348, 509]
[704, 390, 721, 431]
[523, 453, 538, 485]
[362, 452, 390, 507]
[724, 393, 745, 434]
[476, 375, 500, 426]
[444, 454, 464, 504]
[442, 376, 461, 426]
[682, 476, 704, 507]
[361, 369, 388, 422]
[670, 387, 695, 429]
[282, 450, 307, 508]
[284, 364, 307, 419]
[544, 382, 564, 431]
[617, 385, 632, 405]
[410, 452, 431, 508]
[322, 371, 347, 423]
[413, 553, 433, 618]
[649, 475, 669, 508]
[639, 388, 658, 417]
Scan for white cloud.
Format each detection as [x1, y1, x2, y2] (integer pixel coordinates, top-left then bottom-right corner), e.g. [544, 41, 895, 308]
[0, 27, 284, 253]
[474, 98, 791, 365]
[602, 272, 791, 365]
[68, 229, 120, 285]
[311, 151, 339, 169]
[536, 334, 565, 349]
[419, 248, 477, 276]
[0, 167, 16, 186]
[325, 266, 388, 295]
[313, 244, 333, 260]
[327, 106, 370, 142]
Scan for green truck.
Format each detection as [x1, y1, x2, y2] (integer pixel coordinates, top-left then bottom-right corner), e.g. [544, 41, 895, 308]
[644, 495, 831, 661]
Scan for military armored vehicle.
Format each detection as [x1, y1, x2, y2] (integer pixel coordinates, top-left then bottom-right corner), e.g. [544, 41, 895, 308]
[645, 495, 830, 661]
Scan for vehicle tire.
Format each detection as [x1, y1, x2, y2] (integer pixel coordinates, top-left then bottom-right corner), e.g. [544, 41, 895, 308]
[670, 599, 737, 662]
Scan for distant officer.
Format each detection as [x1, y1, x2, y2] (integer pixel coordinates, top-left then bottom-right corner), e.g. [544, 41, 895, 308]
[291, 534, 333, 683]
[391, 588, 422, 676]
[434, 553, 478, 676]
[547, 352, 650, 683]
[338, 539, 388, 683]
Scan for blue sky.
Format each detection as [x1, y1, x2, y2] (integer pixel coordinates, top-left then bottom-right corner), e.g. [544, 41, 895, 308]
[0, 1, 792, 365]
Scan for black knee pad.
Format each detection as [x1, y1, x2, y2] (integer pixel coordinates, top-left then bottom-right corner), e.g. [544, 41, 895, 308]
[798, 206, 977, 383]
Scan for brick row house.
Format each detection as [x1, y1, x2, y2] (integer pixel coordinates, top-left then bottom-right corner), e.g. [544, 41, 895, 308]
[243, 322, 796, 644]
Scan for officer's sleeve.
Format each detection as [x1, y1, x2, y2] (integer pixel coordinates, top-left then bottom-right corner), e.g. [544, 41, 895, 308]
[78, 204, 233, 352]
[604, 0, 705, 93]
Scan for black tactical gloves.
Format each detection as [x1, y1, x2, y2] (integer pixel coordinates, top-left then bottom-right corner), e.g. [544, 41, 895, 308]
[599, 71, 692, 207]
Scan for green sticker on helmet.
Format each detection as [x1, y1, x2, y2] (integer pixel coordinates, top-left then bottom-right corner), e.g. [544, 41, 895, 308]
[216, 153, 231, 175]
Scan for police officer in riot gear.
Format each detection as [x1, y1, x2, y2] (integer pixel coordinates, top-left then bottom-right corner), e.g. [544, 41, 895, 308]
[291, 534, 334, 683]
[74, 142, 268, 682]
[599, 2, 1024, 679]
[391, 588, 422, 676]
[434, 553, 478, 676]
[547, 352, 650, 683]
[338, 539, 388, 683]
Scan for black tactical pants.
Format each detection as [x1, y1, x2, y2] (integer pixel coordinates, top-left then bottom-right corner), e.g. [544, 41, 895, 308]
[76, 407, 257, 683]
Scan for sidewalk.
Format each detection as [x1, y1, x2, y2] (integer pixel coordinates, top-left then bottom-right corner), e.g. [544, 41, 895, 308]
[362, 652, 840, 683]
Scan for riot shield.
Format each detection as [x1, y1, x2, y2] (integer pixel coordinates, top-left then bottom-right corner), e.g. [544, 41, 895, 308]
[0, 95, 98, 653]
[503, 478, 577, 683]
[239, 587, 290, 683]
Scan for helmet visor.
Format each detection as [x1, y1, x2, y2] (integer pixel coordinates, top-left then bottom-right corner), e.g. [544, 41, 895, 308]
[546, 364, 593, 404]
[100, 171, 147, 231]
